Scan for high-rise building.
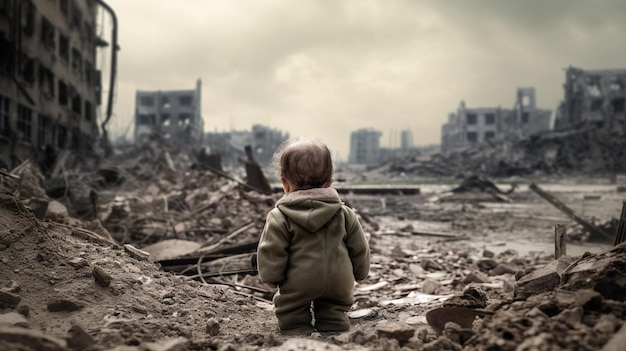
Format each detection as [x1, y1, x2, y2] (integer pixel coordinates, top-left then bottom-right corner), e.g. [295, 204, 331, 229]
[348, 128, 382, 165]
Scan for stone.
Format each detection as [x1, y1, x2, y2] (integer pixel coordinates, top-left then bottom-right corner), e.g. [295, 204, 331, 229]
[0, 291, 21, 309]
[67, 325, 95, 350]
[206, 318, 220, 336]
[0, 326, 67, 351]
[376, 321, 415, 345]
[0, 312, 28, 327]
[92, 266, 112, 287]
[47, 299, 84, 312]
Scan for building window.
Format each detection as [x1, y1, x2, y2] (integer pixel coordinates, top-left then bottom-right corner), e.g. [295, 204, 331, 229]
[521, 112, 530, 123]
[57, 125, 67, 148]
[84, 61, 92, 84]
[59, 0, 69, 17]
[71, 47, 82, 77]
[59, 34, 69, 63]
[160, 96, 170, 108]
[0, 35, 12, 75]
[21, 1, 35, 36]
[137, 114, 155, 125]
[178, 113, 191, 126]
[179, 95, 192, 106]
[161, 113, 170, 127]
[84, 100, 92, 121]
[466, 114, 477, 125]
[18, 53, 35, 84]
[485, 113, 495, 125]
[40, 16, 56, 50]
[38, 114, 50, 147]
[71, 3, 82, 30]
[38, 65, 55, 99]
[71, 93, 82, 116]
[58, 80, 68, 105]
[612, 98, 625, 113]
[591, 99, 603, 112]
[485, 131, 495, 140]
[17, 104, 32, 143]
[140, 96, 154, 106]
[466, 132, 478, 142]
[0, 95, 10, 137]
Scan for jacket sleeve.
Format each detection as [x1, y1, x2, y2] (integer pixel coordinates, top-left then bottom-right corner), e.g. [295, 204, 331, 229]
[343, 206, 370, 281]
[256, 209, 290, 284]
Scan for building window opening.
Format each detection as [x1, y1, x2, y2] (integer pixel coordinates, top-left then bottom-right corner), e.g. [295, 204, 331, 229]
[179, 95, 192, 106]
[612, 98, 625, 113]
[591, 99, 603, 112]
[38, 66, 55, 99]
[178, 113, 191, 126]
[40, 17, 56, 50]
[17, 104, 32, 143]
[19, 53, 35, 84]
[0, 35, 12, 74]
[466, 114, 477, 125]
[140, 96, 154, 106]
[466, 132, 478, 142]
[59, 34, 69, 63]
[84, 100, 92, 121]
[38, 114, 50, 147]
[522, 112, 530, 123]
[84, 61, 92, 84]
[586, 80, 602, 97]
[0, 95, 10, 137]
[610, 78, 625, 92]
[138, 114, 155, 125]
[161, 113, 170, 127]
[484, 131, 495, 140]
[57, 125, 67, 148]
[58, 80, 68, 105]
[71, 93, 81, 116]
[21, 1, 35, 36]
[71, 48, 82, 77]
[160, 96, 170, 109]
[485, 113, 495, 125]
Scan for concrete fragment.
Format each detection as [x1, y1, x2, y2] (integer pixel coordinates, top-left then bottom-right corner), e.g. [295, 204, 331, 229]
[0, 312, 28, 327]
[376, 321, 415, 345]
[514, 256, 576, 299]
[205, 318, 220, 336]
[47, 299, 84, 312]
[92, 266, 112, 287]
[266, 338, 346, 351]
[0, 291, 21, 309]
[602, 322, 626, 351]
[67, 325, 95, 350]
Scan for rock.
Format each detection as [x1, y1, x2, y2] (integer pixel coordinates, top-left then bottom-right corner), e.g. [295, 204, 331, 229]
[67, 325, 94, 350]
[124, 244, 150, 261]
[0, 312, 28, 327]
[206, 318, 220, 336]
[602, 322, 626, 351]
[266, 338, 347, 350]
[47, 299, 84, 312]
[489, 263, 518, 276]
[463, 270, 490, 284]
[92, 266, 112, 287]
[376, 321, 415, 345]
[142, 337, 188, 351]
[0, 291, 21, 309]
[514, 257, 576, 299]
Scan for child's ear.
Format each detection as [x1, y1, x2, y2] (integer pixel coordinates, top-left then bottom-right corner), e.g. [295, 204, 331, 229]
[280, 178, 292, 193]
[323, 178, 333, 188]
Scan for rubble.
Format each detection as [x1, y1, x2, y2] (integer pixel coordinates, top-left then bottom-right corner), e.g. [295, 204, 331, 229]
[1, 138, 625, 350]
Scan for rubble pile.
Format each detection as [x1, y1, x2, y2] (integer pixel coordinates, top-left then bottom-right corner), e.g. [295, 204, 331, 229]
[386, 126, 626, 178]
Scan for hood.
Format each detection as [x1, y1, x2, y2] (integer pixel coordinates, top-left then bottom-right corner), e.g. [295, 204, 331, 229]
[276, 188, 343, 232]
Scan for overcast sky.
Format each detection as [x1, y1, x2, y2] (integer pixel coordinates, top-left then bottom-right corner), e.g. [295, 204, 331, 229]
[102, 0, 626, 161]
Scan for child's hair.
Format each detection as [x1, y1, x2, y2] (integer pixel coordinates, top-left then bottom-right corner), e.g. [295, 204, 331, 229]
[273, 137, 333, 189]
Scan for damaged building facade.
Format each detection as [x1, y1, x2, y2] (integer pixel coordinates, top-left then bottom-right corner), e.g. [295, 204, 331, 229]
[441, 87, 552, 152]
[555, 66, 626, 129]
[349, 128, 382, 165]
[0, 0, 106, 167]
[204, 124, 289, 169]
[134, 79, 204, 145]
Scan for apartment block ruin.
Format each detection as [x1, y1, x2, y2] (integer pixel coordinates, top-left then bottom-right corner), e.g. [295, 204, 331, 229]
[134, 79, 204, 145]
[440, 87, 551, 152]
[0, 0, 109, 167]
[555, 66, 626, 129]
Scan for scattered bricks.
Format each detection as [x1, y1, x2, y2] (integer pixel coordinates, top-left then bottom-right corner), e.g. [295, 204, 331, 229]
[47, 299, 84, 312]
[0, 290, 21, 309]
[92, 266, 112, 287]
[376, 322, 415, 345]
[123, 244, 150, 261]
[67, 325, 95, 350]
[206, 318, 220, 336]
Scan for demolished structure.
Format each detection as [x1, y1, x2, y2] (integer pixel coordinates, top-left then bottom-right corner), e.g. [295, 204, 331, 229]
[441, 87, 552, 152]
[134, 79, 204, 146]
[0, 0, 116, 168]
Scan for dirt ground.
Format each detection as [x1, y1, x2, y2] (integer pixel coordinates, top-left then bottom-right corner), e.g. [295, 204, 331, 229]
[0, 176, 624, 350]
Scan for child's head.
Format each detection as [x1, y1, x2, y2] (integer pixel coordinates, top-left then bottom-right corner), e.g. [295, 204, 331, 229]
[273, 137, 333, 191]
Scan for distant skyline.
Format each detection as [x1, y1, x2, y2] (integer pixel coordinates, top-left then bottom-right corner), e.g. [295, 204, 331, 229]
[101, 0, 626, 161]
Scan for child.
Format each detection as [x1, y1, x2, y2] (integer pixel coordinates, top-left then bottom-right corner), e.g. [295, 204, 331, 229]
[256, 137, 370, 335]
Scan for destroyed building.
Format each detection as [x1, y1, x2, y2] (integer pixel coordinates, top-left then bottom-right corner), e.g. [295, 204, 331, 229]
[204, 124, 289, 168]
[134, 79, 204, 146]
[441, 87, 552, 152]
[555, 66, 626, 129]
[0, 0, 109, 167]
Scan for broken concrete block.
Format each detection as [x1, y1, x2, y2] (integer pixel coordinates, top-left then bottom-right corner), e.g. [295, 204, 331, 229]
[92, 266, 112, 287]
[376, 321, 415, 345]
[0, 312, 28, 327]
[514, 256, 576, 299]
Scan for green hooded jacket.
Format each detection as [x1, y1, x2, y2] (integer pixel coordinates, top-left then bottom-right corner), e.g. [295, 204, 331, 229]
[257, 188, 370, 297]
